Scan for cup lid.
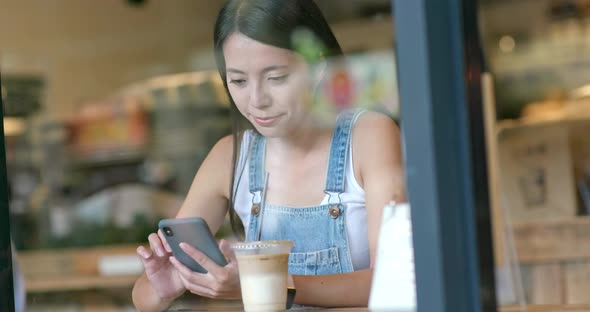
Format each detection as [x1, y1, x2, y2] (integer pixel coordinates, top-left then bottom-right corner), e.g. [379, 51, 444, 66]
[231, 240, 294, 256]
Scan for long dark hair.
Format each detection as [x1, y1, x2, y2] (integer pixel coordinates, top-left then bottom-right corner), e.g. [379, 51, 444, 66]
[213, 0, 343, 240]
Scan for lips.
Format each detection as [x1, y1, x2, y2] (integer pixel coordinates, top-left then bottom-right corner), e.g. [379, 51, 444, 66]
[253, 115, 282, 127]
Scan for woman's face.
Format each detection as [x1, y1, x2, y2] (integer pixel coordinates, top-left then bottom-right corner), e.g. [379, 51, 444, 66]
[223, 33, 313, 138]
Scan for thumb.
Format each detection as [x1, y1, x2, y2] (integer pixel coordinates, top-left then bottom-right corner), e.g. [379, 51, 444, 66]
[219, 239, 237, 263]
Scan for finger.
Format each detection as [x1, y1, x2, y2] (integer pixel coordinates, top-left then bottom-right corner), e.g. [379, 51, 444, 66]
[169, 256, 208, 282]
[148, 233, 166, 257]
[178, 273, 218, 298]
[137, 245, 152, 260]
[137, 246, 165, 273]
[219, 240, 237, 264]
[180, 242, 224, 275]
[158, 229, 172, 253]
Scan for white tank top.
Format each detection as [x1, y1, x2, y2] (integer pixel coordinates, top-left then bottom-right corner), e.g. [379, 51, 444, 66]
[233, 129, 369, 271]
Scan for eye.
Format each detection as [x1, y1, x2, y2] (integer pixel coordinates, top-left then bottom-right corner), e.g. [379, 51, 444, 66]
[229, 79, 246, 86]
[268, 75, 288, 82]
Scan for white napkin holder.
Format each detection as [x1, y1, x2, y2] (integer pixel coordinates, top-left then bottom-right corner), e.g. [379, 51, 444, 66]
[369, 201, 417, 312]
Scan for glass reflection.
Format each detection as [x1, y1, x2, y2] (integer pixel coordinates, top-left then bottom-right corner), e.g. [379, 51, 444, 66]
[3, 0, 400, 310]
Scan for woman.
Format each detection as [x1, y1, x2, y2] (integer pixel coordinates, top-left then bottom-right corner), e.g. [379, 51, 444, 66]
[132, 0, 405, 310]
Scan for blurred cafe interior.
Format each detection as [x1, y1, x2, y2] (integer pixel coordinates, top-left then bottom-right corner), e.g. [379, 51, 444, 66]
[2, 0, 590, 311]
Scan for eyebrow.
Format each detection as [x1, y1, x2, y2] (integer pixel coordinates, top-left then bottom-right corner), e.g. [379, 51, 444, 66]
[226, 65, 288, 74]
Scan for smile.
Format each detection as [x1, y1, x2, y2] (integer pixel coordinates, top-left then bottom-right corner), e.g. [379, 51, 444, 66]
[253, 115, 282, 127]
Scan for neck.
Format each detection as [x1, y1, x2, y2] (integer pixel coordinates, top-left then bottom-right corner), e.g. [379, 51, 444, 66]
[266, 119, 330, 160]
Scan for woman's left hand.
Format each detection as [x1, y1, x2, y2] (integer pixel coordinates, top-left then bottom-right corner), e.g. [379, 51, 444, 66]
[168, 239, 241, 299]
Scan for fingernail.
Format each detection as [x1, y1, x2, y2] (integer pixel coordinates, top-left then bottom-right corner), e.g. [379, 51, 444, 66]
[179, 242, 187, 249]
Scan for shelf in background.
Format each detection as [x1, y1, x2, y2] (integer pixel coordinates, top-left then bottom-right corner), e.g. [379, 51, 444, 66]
[25, 275, 139, 293]
[17, 244, 144, 293]
[513, 216, 590, 263]
[511, 216, 590, 305]
[501, 304, 590, 312]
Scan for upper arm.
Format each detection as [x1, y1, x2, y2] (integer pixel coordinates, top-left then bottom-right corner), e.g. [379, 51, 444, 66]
[353, 112, 406, 267]
[175, 134, 235, 234]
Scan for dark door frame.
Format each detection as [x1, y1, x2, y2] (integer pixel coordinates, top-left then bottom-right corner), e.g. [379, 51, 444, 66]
[0, 71, 16, 311]
[393, 0, 497, 311]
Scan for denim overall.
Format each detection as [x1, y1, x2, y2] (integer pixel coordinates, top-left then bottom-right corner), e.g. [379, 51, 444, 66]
[245, 109, 364, 275]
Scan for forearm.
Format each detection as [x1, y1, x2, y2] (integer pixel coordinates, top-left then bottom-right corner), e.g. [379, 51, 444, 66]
[292, 269, 373, 307]
[132, 274, 181, 312]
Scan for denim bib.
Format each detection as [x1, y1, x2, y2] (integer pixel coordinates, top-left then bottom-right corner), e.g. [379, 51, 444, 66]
[245, 109, 364, 275]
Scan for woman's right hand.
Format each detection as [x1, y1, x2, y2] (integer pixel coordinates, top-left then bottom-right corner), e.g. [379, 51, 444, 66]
[137, 230, 186, 301]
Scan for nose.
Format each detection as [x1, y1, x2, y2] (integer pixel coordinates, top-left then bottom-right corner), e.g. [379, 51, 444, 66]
[249, 80, 271, 109]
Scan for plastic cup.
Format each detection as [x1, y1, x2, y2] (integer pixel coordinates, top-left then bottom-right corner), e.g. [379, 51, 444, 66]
[232, 240, 294, 312]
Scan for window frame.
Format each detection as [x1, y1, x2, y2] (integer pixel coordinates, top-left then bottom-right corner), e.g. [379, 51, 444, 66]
[393, 0, 497, 311]
[0, 71, 16, 312]
[0, 1, 498, 311]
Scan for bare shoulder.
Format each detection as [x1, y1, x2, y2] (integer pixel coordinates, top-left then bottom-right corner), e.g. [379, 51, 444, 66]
[177, 134, 236, 216]
[352, 111, 402, 186]
[353, 111, 400, 142]
[175, 134, 237, 225]
[206, 134, 236, 166]
[196, 134, 236, 192]
[214, 133, 236, 151]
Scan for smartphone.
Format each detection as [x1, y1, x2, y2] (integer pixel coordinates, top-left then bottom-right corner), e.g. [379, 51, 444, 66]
[158, 217, 228, 273]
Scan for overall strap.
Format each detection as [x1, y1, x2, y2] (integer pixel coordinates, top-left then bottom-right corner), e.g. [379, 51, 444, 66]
[248, 132, 266, 196]
[324, 109, 366, 199]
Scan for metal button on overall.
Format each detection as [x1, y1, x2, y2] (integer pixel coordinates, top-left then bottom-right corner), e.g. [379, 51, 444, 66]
[251, 204, 260, 217]
[329, 205, 340, 218]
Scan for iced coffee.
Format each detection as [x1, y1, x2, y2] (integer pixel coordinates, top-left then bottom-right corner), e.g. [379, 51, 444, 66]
[232, 240, 293, 312]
